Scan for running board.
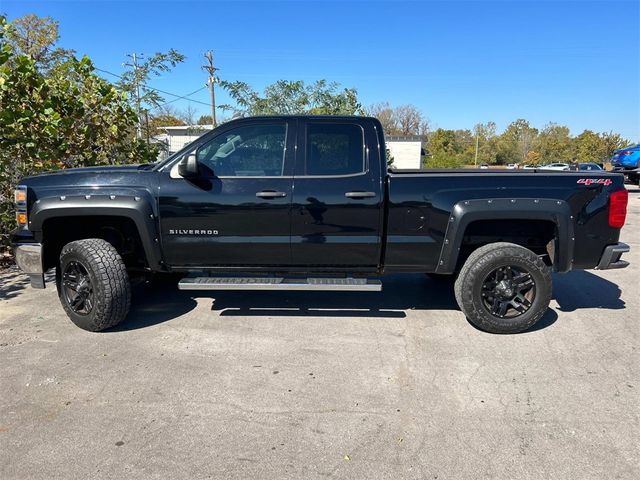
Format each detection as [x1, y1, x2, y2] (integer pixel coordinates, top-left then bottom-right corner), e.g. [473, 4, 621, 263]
[178, 276, 382, 292]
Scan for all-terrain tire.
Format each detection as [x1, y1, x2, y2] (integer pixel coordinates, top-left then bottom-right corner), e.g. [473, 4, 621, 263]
[454, 242, 552, 334]
[56, 239, 131, 331]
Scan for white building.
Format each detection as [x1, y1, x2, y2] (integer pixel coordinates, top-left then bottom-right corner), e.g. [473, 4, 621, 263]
[386, 135, 424, 169]
[153, 125, 213, 159]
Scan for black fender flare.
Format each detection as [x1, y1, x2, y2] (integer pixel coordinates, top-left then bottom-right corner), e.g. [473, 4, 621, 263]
[435, 197, 574, 274]
[29, 193, 163, 270]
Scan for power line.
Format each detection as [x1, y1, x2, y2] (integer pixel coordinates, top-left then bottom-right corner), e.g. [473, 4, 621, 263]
[94, 67, 212, 108]
[157, 86, 208, 108]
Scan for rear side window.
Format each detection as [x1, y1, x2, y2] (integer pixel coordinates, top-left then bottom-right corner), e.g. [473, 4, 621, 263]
[305, 124, 365, 176]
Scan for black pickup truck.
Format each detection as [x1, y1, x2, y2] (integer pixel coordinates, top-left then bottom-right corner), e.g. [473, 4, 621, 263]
[11, 115, 630, 333]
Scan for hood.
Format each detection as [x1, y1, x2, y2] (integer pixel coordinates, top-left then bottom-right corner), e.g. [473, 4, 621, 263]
[614, 145, 640, 154]
[32, 164, 152, 176]
[19, 163, 158, 190]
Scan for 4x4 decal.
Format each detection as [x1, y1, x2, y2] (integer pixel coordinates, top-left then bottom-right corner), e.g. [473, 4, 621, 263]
[577, 178, 612, 186]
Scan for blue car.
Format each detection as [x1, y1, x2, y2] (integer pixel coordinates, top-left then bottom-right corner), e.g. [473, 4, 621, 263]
[612, 144, 640, 184]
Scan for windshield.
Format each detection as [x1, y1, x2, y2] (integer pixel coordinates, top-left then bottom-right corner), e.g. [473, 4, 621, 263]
[579, 163, 602, 170]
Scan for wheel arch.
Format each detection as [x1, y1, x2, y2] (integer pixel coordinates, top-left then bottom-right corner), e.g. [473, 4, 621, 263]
[435, 198, 574, 274]
[30, 194, 163, 271]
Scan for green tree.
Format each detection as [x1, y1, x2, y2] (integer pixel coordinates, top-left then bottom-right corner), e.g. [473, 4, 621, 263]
[219, 79, 362, 116]
[497, 119, 539, 165]
[573, 130, 604, 163]
[472, 122, 498, 165]
[3, 14, 74, 70]
[535, 123, 572, 163]
[572, 130, 630, 164]
[424, 128, 467, 168]
[196, 114, 228, 126]
[117, 49, 185, 134]
[600, 131, 630, 160]
[453, 129, 475, 159]
[148, 114, 185, 133]
[0, 15, 156, 247]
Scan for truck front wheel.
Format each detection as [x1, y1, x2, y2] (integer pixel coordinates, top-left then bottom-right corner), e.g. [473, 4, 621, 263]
[56, 239, 131, 331]
[454, 242, 552, 334]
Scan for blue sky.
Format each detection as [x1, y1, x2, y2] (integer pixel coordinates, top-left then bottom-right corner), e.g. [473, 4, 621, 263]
[3, 0, 639, 140]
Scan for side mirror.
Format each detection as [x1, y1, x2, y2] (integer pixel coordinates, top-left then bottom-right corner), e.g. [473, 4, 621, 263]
[177, 153, 199, 178]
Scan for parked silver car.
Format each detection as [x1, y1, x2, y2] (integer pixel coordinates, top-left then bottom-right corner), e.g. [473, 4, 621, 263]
[538, 163, 570, 171]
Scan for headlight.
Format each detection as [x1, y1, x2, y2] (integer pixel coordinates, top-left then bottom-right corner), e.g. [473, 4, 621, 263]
[14, 185, 28, 226]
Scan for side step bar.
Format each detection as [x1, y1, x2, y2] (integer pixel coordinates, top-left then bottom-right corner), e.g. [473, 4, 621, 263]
[178, 276, 382, 292]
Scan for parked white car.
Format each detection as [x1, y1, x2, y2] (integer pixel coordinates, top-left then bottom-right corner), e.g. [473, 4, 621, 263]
[506, 163, 517, 169]
[538, 163, 570, 171]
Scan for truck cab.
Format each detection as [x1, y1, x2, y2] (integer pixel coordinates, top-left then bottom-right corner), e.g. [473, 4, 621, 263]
[156, 116, 385, 272]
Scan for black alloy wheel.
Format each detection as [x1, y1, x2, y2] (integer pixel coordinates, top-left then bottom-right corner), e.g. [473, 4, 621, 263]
[61, 260, 95, 315]
[480, 265, 535, 319]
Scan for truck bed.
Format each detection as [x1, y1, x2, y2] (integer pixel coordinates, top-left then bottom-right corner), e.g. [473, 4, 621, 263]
[383, 168, 624, 272]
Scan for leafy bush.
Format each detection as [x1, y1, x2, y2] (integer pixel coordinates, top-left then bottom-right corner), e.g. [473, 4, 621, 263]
[424, 152, 466, 169]
[0, 16, 157, 248]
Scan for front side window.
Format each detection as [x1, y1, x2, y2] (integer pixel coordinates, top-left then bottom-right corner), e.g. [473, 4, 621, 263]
[196, 124, 287, 177]
[306, 124, 365, 176]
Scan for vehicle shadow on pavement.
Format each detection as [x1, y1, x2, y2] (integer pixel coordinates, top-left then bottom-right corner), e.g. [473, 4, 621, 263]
[106, 271, 624, 331]
[207, 274, 458, 319]
[203, 273, 559, 334]
[107, 280, 198, 332]
[110, 274, 459, 331]
[552, 270, 625, 312]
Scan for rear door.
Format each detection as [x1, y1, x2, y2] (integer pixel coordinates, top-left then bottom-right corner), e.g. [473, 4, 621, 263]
[290, 118, 384, 270]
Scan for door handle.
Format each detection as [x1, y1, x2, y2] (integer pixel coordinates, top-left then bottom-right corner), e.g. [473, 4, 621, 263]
[256, 190, 287, 198]
[345, 191, 376, 199]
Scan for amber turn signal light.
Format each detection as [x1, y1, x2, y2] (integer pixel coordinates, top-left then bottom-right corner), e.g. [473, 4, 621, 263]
[16, 212, 27, 225]
[15, 189, 27, 203]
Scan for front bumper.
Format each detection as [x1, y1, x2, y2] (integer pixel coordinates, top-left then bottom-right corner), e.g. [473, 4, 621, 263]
[596, 242, 630, 270]
[13, 243, 45, 288]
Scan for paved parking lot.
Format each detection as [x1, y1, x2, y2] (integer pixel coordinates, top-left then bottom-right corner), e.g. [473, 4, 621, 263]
[1, 188, 639, 479]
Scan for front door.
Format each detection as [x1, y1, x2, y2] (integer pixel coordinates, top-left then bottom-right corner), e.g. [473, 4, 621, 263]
[158, 119, 295, 267]
[290, 119, 384, 270]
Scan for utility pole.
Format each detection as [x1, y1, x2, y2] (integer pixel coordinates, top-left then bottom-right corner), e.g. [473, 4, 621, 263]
[202, 50, 218, 128]
[125, 53, 144, 139]
[474, 128, 479, 167]
[144, 110, 150, 145]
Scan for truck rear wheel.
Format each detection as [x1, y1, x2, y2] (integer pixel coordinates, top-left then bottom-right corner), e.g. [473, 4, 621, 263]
[56, 239, 131, 331]
[454, 242, 551, 334]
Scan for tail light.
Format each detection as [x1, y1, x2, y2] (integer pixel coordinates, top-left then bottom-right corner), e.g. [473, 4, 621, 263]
[609, 189, 628, 228]
[622, 150, 633, 156]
